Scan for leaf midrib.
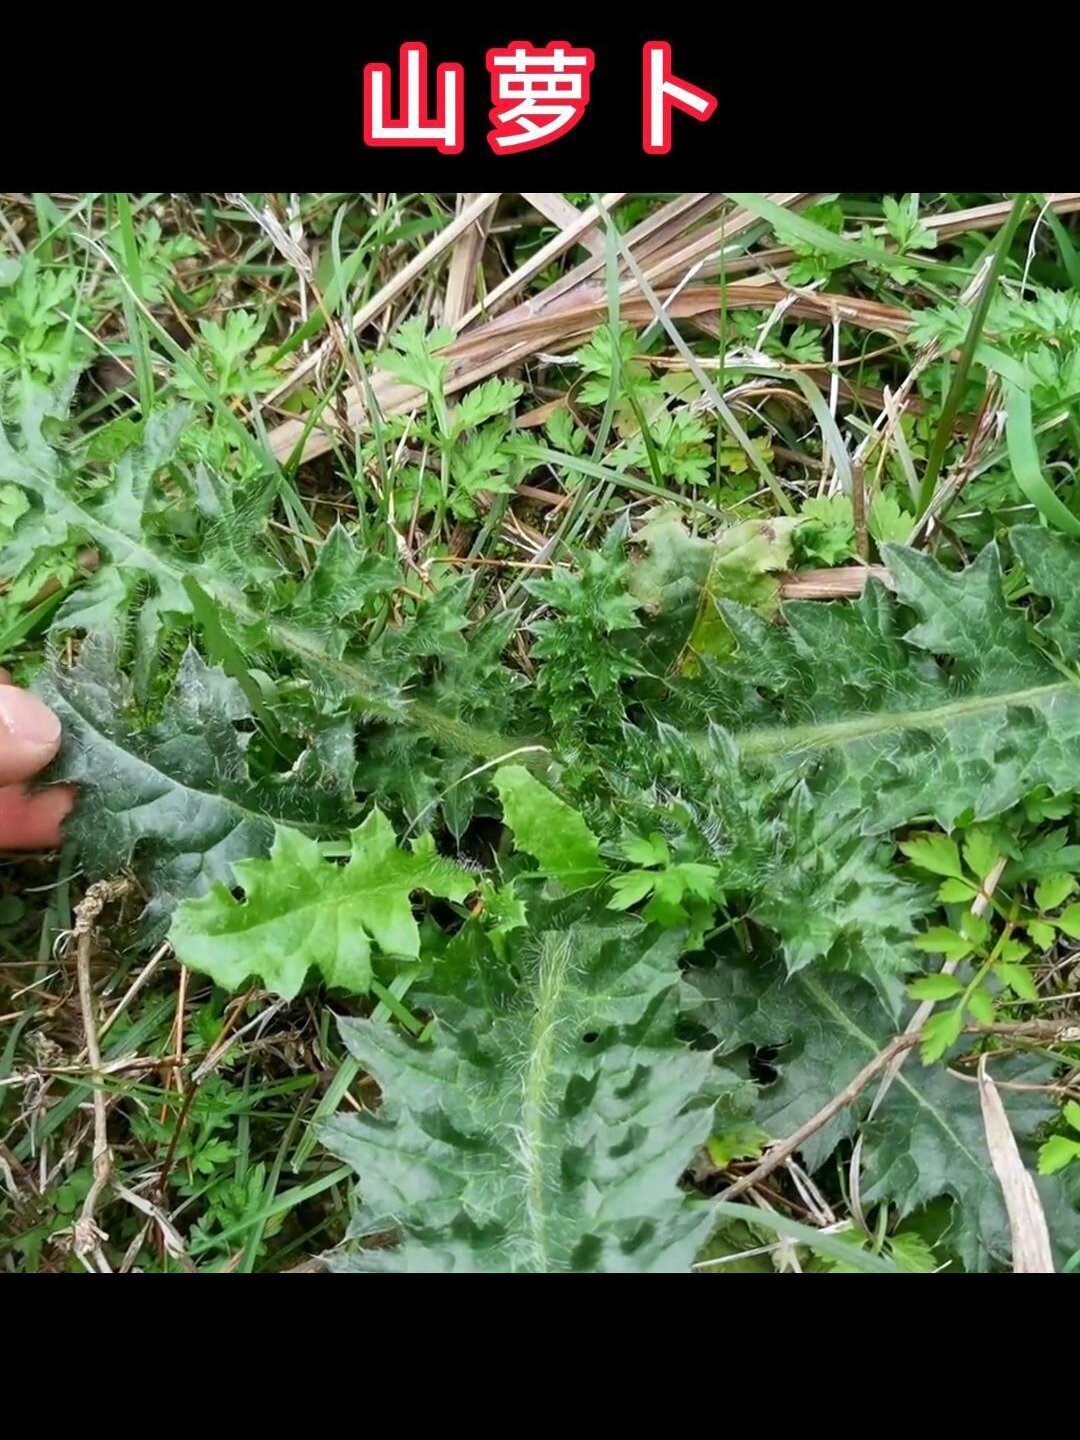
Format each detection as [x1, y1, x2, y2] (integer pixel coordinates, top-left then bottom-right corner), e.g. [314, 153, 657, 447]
[191, 861, 465, 941]
[35, 471, 518, 761]
[738, 679, 1074, 756]
[519, 932, 573, 1273]
[34, 430, 1080, 772]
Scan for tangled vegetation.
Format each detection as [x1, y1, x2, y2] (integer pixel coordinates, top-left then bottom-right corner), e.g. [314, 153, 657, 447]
[2, 192, 1080, 1272]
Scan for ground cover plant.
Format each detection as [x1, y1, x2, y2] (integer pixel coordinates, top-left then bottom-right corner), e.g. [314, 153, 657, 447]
[3, 191, 1080, 1273]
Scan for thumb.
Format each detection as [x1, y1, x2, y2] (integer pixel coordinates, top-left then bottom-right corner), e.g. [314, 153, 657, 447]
[0, 684, 63, 785]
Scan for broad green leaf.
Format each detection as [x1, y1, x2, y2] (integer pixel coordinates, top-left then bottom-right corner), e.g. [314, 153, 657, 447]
[1035, 873, 1076, 912]
[899, 834, 965, 880]
[888, 1231, 939, 1273]
[938, 877, 978, 903]
[1055, 903, 1080, 938]
[607, 871, 657, 909]
[689, 959, 1080, 1270]
[920, 1008, 964, 1062]
[961, 828, 1001, 883]
[35, 634, 342, 932]
[620, 832, 669, 867]
[914, 927, 973, 959]
[1038, 1135, 1080, 1176]
[907, 973, 965, 1001]
[706, 1123, 769, 1169]
[629, 507, 797, 672]
[993, 962, 1039, 1002]
[961, 911, 990, 945]
[995, 936, 1029, 963]
[1027, 919, 1057, 950]
[964, 984, 996, 1026]
[324, 908, 716, 1272]
[169, 812, 475, 1000]
[493, 764, 606, 888]
[868, 493, 914, 545]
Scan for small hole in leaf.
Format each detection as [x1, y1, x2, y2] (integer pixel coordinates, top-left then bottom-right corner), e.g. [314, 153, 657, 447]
[748, 1045, 778, 1085]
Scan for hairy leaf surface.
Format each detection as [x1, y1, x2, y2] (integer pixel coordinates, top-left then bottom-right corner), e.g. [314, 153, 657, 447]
[720, 543, 1080, 830]
[36, 635, 342, 930]
[690, 956, 1080, 1270]
[323, 907, 715, 1272]
[1, 384, 514, 759]
[616, 537, 1080, 977]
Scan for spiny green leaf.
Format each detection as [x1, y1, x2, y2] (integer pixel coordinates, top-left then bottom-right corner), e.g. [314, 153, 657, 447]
[494, 765, 606, 888]
[2, 383, 517, 762]
[621, 528, 1077, 992]
[690, 957, 1077, 1270]
[323, 907, 716, 1272]
[35, 634, 342, 932]
[2, 397, 196, 681]
[287, 523, 401, 654]
[707, 540, 1080, 838]
[169, 811, 475, 1000]
[612, 724, 927, 985]
[883, 542, 1047, 685]
[1012, 525, 1080, 663]
[0, 383, 76, 574]
[526, 545, 643, 739]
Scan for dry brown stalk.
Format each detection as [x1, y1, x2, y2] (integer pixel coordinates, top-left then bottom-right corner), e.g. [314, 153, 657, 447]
[268, 281, 908, 465]
[70, 877, 131, 1263]
[778, 565, 893, 600]
[717, 1018, 1077, 1206]
[443, 193, 501, 324]
[977, 1055, 1055, 1273]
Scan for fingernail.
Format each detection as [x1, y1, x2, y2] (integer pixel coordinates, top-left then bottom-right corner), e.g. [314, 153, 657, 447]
[0, 686, 62, 752]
